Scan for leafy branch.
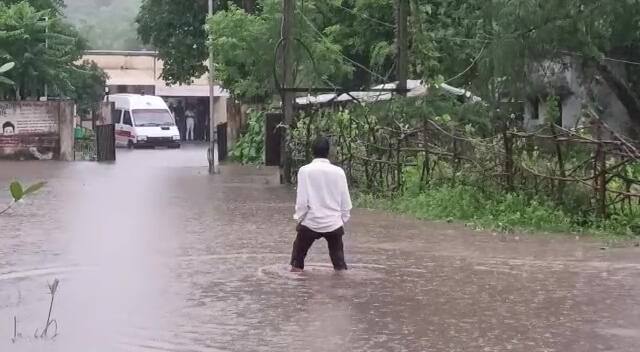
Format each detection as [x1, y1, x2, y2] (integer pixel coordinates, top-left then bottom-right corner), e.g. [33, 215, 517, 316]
[0, 61, 15, 86]
[0, 181, 46, 216]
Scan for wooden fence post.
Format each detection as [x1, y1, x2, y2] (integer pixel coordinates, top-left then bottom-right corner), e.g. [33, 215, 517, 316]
[451, 125, 459, 185]
[594, 119, 607, 218]
[396, 134, 403, 192]
[550, 122, 566, 199]
[420, 118, 430, 189]
[502, 121, 515, 192]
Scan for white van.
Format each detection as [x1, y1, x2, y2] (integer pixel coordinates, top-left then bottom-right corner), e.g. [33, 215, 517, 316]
[108, 94, 181, 149]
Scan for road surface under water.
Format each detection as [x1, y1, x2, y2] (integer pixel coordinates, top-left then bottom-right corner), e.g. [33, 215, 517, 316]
[1, 145, 639, 352]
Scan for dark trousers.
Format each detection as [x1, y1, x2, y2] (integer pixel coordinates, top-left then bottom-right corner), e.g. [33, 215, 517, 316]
[290, 225, 347, 270]
[177, 119, 186, 141]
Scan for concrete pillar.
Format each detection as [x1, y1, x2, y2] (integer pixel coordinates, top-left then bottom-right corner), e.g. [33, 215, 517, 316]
[214, 96, 228, 124]
[58, 101, 74, 161]
[98, 102, 112, 125]
[561, 95, 582, 129]
[214, 96, 229, 149]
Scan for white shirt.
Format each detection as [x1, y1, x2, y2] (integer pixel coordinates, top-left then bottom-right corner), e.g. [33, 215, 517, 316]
[294, 159, 352, 233]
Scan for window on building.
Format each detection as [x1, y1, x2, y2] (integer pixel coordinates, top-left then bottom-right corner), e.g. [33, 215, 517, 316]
[531, 97, 540, 120]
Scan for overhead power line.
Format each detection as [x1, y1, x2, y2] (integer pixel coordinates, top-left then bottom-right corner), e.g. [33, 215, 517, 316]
[444, 44, 486, 83]
[324, 1, 395, 29]
[603, 56, 640, 66]
[560, 50, 640, 67]
[297, 9, 388, 82]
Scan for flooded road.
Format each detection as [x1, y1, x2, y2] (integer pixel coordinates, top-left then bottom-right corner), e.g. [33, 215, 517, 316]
[1, 145, 639, 352]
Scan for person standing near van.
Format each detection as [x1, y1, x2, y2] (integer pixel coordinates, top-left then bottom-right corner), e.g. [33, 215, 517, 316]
[174, 101, 186, 141]
[185, 107, 196, 141]
[290, 136, 352, 272]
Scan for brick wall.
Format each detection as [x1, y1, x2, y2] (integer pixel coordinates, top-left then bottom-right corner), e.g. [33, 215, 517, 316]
[0, 101, 73, 160]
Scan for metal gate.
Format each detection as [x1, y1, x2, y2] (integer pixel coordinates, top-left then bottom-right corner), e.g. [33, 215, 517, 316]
[217, 122, 228, 161]
[96, 124, 116, 162]
[265, 112, 282, 166]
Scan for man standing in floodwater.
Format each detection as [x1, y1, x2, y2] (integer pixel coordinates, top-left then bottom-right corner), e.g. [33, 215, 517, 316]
[290, 136, 352, 272]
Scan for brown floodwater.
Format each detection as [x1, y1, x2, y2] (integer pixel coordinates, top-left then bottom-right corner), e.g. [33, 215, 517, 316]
[0, 145, 639, 351]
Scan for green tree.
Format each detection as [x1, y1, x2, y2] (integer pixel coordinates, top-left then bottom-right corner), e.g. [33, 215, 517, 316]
[298, 0, 488, 88]
[135, 0, 430, 92]
[3, 0, 64, 15]
[68, 60, 109, 116]
[0, 1, 106, 110]
[0, 2, 85, 99]
[136, 0, 257, 85]
[208, 0, 351, 101]
[207, 0, 489, 99]
[464, 0, 640, 131]
[305, 0, 395, 88]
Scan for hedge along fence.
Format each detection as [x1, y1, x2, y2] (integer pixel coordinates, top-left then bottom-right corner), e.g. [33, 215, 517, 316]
[287, 95, 640, 220]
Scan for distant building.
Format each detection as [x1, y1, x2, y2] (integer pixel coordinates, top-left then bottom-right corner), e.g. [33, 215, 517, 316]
[82, 50, 233, 150]
[523, 58, 636, 138]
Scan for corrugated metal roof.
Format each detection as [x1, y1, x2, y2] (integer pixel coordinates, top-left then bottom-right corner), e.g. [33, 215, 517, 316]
[295, 93, 338, 105]
[295, 80, 481, 106]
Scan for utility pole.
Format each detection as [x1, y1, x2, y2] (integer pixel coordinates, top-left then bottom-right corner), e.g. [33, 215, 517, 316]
[281, 0, 295, 183]
[43, 16, 49, 101]
[208, 0, 220, 174]
[396, 0, 409, 97]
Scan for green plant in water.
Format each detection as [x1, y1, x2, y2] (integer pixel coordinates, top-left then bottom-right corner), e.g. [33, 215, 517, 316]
[0, 180, 46, 215]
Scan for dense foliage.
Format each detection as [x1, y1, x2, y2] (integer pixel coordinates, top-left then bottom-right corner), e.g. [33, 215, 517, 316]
[137, 0, 640, 112]
[148, 0, 640, 237]
[288, 97, 640, 237]
[0, 1, 106, 113]
[229, 110, 266, 164]
[208, 0, 352, 101]
[3, 0, 65, 14]
[69, 60, 109, 116]
[0, 2, 82, 99]
[143, 0, 495, 98]
[136, 0, 258, 85]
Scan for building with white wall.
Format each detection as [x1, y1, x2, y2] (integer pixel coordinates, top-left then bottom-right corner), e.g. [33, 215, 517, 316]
[523, 58, 636, 138]
[82, 50, 230, 144]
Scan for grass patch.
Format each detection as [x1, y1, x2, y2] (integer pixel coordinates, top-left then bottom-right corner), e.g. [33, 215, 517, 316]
[355, 184, 640, 242]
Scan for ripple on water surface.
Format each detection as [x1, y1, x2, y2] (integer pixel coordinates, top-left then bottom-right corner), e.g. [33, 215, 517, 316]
[258, 263, 387, 281]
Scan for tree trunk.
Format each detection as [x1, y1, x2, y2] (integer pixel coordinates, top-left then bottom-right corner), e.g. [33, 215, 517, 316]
[593, 120, 607, 218]
[395, 0, 409, 96]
